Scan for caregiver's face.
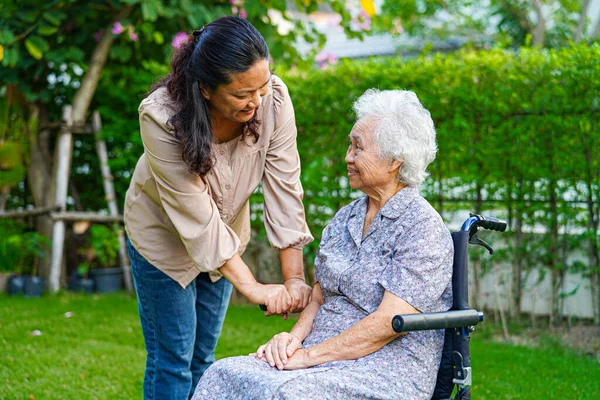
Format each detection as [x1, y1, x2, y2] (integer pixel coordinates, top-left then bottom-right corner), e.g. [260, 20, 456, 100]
[345, 117, 392, 192]
[202, 59, 271, 124]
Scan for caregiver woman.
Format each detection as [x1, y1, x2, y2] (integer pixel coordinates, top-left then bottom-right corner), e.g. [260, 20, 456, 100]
[124, 16, 313, 400]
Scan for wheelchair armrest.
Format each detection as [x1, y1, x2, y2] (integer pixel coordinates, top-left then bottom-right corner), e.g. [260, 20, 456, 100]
[392, 309, 483, 333]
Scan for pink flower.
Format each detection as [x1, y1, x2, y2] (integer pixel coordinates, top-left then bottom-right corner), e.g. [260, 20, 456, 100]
[351, 10, 372, 32]
[93, 29, 104, 42]
[112, 22, 125, 35]
[127, 25, 138, 41]
[172, 31, 188, 49]
[315, 51, 338, 69]
[392, 18, 404, 35]
[239, 10, 248, 19]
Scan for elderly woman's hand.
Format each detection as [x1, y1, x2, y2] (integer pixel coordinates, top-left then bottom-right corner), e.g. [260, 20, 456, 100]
[281, 348, 312, 370]
[251, 332, 302, 370]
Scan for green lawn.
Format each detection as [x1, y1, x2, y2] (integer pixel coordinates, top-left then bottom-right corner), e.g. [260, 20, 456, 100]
[1, 294, 598, 399]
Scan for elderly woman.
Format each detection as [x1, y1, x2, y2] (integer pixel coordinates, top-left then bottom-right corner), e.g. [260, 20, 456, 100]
[192, 89, 453, 400]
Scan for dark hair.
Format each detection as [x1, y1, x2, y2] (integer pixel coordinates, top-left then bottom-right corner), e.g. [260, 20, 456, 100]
[151, 16, 270, 176]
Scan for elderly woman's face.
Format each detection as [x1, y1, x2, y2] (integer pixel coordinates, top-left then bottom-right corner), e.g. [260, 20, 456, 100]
[345, 117, 397, 192]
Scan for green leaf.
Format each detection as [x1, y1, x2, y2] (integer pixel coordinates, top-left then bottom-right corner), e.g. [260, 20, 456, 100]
[64, 46, 85, 62]
[244, 0, 261, 17]
[141, 1, 158, 21]
[38, 24, 59, 36]
[110, 44, 132, 62]
[140, 22, 154, 35]
[1, 46, 19, 67]
[152, 31, 164, 45]
[180, 0, 193, 13]
[18, 10, 39, 23]
[187, 14, 203, 28]
[25, 39, 43, 60]
[0, 29, 15, 45]
[43, 10, 67, 26]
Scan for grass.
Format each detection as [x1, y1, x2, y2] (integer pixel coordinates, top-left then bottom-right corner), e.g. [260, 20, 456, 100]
[1, 294, 599, 399]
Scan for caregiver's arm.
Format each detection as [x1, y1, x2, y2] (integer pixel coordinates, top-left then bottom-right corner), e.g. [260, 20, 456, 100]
[284, 290, 417, 370]
[220, 254, 291, 315]
[263, 247, 312, 316]
[281, 247, 312, 313]
[253, 283, 325, 369]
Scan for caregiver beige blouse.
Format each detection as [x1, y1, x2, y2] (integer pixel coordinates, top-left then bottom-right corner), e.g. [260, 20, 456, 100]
[124, 75, 313, 288]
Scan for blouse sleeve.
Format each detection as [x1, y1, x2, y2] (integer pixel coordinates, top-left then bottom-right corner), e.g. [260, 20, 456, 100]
[261, 76, 314, 250]
[378, 215, 453, 313]
[139, 102, 240, 271]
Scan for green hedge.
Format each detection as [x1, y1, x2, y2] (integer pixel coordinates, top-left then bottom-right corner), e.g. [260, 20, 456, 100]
[84, 45, 599, 313]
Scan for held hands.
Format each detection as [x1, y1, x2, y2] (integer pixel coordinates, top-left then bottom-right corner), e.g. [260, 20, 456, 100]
[250, 332, 311, 370]
[249, 283, 292, 316]
[284, 278, 312, 313]
[262, 278, 312, 317]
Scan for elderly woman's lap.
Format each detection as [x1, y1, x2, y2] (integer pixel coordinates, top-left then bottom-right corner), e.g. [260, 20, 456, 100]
[193, 356, 427, 400]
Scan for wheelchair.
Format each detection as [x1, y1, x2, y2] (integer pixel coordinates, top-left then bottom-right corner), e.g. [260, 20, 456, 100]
[392, 213, 508, 400]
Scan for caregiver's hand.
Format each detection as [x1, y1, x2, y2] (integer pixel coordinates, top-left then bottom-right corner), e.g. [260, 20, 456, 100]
[247, 283, 292, 316]
[263, 278, 312, 317]
[284, 278, 312, 313]
[251, 332, 302, 370]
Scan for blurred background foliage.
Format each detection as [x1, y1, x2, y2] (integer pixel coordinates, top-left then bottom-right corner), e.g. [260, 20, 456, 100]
[14, 44, 595, 325]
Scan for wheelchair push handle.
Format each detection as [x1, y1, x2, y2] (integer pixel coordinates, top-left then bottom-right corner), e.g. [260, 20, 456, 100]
[477, 216, 507, 232]
[461, 213, 507, 233]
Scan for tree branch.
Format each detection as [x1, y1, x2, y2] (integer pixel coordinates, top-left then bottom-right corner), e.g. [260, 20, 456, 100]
[70, 5, 135, 124]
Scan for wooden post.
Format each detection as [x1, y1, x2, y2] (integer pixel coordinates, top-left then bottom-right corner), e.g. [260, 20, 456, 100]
[49, 106, 73, 292]
[93, 111, 133, 291]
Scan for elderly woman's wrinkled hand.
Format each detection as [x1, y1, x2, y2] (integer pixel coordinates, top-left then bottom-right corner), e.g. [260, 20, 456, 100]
[281, 348, 312, 370]
[250, 332, 302, 370]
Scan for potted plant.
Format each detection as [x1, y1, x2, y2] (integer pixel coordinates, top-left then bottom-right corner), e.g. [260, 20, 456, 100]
[21, 232, 50, 297]
[1, 222, 24, 295]
[85, 224, 123, 293]
[69, 250, 96, 294]
[5, 231, 50, 297]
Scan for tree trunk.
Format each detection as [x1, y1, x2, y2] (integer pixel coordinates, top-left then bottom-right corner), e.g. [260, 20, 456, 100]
[38, 6, 134, 289]
[531, 0, 546, 47]
[583, 147, 600, 324]
[575, 0, 592, 43]
[0, 186, 9, 211]
[71, 5, 133, 124]
[26, 104, 56, 279]
[591, 8, 600, 41]
[548, 174, 559, 326]
[511, 178, 524, 319]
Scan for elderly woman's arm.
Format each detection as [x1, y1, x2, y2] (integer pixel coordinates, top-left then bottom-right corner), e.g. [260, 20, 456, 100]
[253, 283, 325, 369]
[282, 290, 417, 370]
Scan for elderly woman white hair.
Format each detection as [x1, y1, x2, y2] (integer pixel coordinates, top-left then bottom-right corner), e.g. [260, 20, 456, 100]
[193, 89, 453, 400]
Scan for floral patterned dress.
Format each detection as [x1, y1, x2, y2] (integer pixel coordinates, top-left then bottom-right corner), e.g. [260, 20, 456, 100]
[193, 187, 453, 400]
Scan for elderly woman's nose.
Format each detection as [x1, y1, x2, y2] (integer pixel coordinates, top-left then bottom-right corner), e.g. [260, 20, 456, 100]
[345, 148, 354, 163]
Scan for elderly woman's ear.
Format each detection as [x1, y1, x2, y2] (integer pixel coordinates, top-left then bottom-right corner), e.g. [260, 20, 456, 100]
[389, 159, 402, 175]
